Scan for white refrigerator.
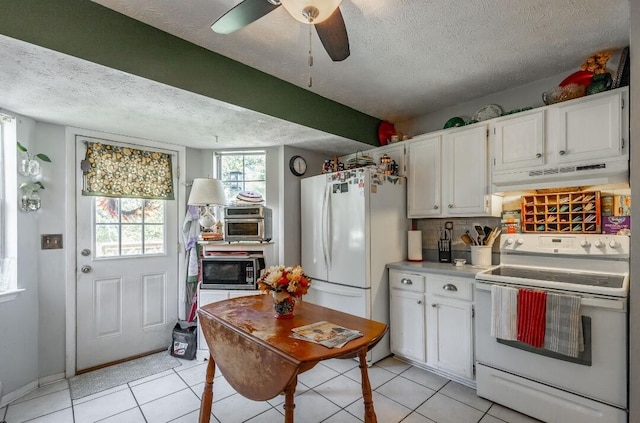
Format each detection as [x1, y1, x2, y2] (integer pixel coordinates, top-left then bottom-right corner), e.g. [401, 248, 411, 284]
[301, 168, 409, 364]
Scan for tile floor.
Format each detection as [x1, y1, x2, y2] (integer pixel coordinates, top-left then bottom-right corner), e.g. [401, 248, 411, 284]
[0, 356, 542, 423]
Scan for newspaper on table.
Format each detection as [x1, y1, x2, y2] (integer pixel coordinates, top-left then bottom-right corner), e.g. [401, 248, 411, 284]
[291, 321, 363, 348]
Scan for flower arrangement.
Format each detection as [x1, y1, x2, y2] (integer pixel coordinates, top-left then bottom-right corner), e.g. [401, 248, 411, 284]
[257, 265, 311, 298]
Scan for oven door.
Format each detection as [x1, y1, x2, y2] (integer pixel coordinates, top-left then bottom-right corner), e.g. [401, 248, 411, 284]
[475, 281, 627, 409]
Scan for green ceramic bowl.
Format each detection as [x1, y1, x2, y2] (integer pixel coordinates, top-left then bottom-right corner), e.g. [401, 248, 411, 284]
[443, 117, 465, 129]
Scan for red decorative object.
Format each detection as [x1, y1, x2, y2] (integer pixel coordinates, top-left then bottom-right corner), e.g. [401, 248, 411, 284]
[559, 70, 594, 88]
[378, 121, 395, 146]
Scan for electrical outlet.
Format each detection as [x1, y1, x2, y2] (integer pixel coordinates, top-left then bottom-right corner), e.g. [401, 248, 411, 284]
[41, 234, 63, 250]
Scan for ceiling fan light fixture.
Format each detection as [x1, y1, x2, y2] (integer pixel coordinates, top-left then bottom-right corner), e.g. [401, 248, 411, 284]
[280, 0, 342, 24]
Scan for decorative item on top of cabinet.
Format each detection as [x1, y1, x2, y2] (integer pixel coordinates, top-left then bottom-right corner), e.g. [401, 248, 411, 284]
[521, 190, 601, 233]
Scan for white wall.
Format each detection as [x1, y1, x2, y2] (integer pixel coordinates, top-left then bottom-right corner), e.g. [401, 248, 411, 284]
[0, 114, 40, 403]
[34, 123, 67, 380]
[395, 70, 574, 137]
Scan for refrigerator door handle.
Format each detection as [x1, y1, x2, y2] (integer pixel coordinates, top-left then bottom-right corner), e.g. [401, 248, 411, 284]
[321, 182, 330, 269]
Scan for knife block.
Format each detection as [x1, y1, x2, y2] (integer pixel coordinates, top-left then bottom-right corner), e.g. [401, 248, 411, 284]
[438, 239, 451, 263]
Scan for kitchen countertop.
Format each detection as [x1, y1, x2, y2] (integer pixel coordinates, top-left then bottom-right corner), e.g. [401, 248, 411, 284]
[387, 261, 495, 278]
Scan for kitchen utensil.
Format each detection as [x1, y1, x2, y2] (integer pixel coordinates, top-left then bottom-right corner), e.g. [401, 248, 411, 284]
[474, 225, 485, 245]
[461, 234, 473, 245]
[486, 228, 501, 247]
[465, 230, 477, 245]
[483, 226, 492, 243]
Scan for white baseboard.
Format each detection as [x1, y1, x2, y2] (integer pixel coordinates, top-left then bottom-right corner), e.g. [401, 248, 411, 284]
[0, 373, 66, 409]
[0, 380, 38, 408]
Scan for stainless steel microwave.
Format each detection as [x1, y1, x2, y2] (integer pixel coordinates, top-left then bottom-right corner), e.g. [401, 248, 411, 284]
[200, 255, 265, 290]
[224, 206, 272, 243]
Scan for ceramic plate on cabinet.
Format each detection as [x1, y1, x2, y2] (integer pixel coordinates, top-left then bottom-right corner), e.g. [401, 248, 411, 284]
[472, 104, 502, 122]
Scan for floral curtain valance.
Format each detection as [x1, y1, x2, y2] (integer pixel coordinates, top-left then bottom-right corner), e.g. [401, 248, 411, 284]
[82, 141, 175, 200]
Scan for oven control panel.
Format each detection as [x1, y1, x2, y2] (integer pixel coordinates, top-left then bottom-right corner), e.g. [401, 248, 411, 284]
[500, 234, 630, 257]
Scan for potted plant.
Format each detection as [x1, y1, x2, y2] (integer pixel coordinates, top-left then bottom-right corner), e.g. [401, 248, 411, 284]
[17, 141, 51, 177]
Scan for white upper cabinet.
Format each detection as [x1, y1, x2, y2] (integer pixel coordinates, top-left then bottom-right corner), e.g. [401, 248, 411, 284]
[407, 134, 442, 217]
[491, 87, 629, 192]
[444, 125, 493, 216]
[554, 90, 622, 163]
[493, 110, 545, 171]
[408, 125, 500, 218]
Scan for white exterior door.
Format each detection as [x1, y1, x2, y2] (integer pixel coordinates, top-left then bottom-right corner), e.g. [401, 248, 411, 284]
[75, 139, 179, 371]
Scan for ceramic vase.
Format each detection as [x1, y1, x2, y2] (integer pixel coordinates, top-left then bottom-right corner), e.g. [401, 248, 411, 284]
[272, 291, 296, 319]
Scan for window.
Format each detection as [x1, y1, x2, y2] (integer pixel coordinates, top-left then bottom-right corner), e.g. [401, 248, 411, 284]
[94, 197, 166, 258]
[214, 151, 266, 202]
[0, 114, 18, 299]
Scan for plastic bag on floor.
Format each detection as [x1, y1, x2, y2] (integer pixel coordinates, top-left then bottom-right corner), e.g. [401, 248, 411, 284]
[170, 320, 197, 360]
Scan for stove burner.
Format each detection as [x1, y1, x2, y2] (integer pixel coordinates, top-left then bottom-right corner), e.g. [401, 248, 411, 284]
[486, 266, 625, 289]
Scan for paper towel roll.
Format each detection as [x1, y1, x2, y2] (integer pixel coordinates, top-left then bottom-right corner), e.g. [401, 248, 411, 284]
[408, 231, 423, 261]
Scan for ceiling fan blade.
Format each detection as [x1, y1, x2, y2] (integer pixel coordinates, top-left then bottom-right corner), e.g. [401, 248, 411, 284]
[211, 0, 280, 34]
[314, 7, 350, 62]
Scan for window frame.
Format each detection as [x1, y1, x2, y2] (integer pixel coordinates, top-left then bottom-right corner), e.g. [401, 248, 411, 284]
[214, 150, 267, 202]
[0, 113, 22, 301]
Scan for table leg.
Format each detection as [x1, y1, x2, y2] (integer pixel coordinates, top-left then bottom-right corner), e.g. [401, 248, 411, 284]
[358, 349, 377, 423]
[198, 355, 216, 423]
[283, 375, 297, 423]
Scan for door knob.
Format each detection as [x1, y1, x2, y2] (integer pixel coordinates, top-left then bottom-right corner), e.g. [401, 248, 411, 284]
[81, 265, 92, 273]
[81, 249, 91, 256]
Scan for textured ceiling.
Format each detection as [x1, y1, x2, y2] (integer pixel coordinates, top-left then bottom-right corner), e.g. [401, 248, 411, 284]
[0, 0, 630, 153]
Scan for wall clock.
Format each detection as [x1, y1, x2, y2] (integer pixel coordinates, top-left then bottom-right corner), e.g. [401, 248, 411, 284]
[289, 155, 307, 176]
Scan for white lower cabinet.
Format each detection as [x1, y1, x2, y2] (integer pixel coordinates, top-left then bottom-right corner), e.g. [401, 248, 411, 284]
[197, 288, 262, 358]
[426, 275, 474, 380]
[389, 270, 426, 364]
[390, 269, 475, 385]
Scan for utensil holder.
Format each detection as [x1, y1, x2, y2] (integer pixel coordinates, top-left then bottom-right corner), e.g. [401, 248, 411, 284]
[438, 239, 451, 263]
[470, 245, 492, 266]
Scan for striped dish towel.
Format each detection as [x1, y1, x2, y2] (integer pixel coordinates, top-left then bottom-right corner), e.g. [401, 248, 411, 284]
[490, 285, 518, 340]
[544, 293, 582, 357]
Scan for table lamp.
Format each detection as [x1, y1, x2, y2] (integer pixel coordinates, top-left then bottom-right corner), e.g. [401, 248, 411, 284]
[187, 178, 226, 231]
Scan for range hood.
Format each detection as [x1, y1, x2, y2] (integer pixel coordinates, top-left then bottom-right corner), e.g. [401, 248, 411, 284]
[492, 157, 629, 192]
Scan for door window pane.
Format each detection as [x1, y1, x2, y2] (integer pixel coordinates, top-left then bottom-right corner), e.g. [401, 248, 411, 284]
[94, 197, 166, 258]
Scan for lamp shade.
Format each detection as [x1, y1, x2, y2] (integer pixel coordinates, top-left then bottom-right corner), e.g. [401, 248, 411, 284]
[187, 178, 226, 206]
[281, 0, 342, 23]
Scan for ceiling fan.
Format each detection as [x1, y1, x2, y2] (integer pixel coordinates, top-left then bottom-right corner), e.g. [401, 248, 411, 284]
[211, 0, 350, 62]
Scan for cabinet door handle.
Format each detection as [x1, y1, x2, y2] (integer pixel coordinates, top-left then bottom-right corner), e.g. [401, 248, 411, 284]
[400, 278, 413, 285]
[433, 205, 439, 210]
[559, 150, 566, 155]
[431, 303, 437, 308]
[535, 153, 542, 158]
[418, 300, 423, 304]
[448, 204, 453, 208]
[443, 283, 458, 291]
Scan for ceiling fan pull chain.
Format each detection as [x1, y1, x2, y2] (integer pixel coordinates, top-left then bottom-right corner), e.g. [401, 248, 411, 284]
[307, 17, 313, 87]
